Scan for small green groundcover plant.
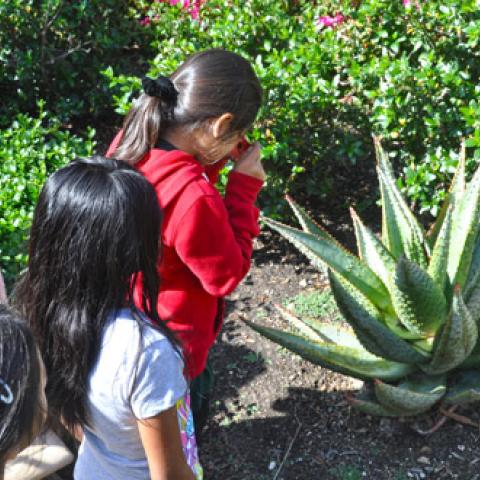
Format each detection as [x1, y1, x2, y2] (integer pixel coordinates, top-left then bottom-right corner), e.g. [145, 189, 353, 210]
[248, 138, 480, 417]
[0, 103, 95, 285]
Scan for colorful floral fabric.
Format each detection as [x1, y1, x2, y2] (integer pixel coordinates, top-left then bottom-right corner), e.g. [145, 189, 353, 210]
[176, 393, 203, 479]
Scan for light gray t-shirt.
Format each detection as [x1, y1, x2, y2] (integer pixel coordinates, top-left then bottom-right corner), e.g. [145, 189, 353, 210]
[74, 309, 187, 480]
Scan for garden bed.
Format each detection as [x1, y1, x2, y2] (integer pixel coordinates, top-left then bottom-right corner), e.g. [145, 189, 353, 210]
[201, 229, 480, 480]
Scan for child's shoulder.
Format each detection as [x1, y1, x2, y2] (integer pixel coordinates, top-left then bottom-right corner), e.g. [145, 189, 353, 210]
[140, 149, 218, 200]
[103, 308, 175, 353]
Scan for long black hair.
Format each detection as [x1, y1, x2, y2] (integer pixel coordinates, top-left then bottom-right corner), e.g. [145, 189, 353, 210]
[113, 49, 263, 164]
[14, 156, 176, 432]
[0, 305, 42, 468]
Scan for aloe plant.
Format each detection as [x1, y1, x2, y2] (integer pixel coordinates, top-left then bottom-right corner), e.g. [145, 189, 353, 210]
[248, 138, 480, 417]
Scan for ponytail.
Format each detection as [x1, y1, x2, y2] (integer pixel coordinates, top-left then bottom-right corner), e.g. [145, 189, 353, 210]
[113, 76, 178, 165]
[112, 49, 263, 165]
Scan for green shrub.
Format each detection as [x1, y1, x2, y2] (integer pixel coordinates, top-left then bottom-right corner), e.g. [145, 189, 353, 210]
[104, 0, 480, 217]
[0, 103, 95, 285]
[0, 0, 150, 123]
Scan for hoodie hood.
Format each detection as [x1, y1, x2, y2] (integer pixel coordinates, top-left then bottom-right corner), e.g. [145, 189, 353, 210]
[106, 131, 207, 210]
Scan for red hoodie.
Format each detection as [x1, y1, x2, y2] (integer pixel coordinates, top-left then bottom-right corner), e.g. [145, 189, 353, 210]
[107, 134, 263, 378]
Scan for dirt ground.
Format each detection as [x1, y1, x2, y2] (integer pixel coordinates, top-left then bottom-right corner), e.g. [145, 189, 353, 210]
[200, 229, 480, 480]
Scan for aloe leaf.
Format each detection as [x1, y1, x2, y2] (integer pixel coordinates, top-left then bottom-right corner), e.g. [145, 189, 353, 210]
[378, 168, 409, 259]
[390, 256, 448, 336]
[350, 208, 396, 286]
[285, 195, 333, 241]
[428, 206, 452, 293]
[422, 288, 478, 374]
[427, 141, 466, 245]
[466, 280, 480, 324]
[374, 375, 446, 413]
[443, 369, 480, 405]
[404, 233, 429, 270]
[464, 237, 480, 302]
[447, 162, 480, 288]
[329, 271, 429, 364]
[264, 218, 390, 310]
[272, 304, 323, 342]
[378, 175, 403, 258]
[378, 169, 428, 266]
[383, 314, 426, 340]
[274, 304, 365, 349]
[245, 320, 414, 381]
[347, 390, 411, 417]
[375, 138, 428, 263]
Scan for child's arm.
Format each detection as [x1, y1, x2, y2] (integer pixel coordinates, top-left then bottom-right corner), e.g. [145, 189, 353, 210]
[174, 171, 263, 297]
[138, 407, 195, 480]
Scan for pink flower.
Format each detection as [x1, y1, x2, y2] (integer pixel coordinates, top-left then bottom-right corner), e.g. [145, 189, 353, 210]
[139, 15, 151, 26]
[190, 6, 200, 19]
[317, 13, 344, 28]
[403, 0, 420, 9]
[155, 0, 206, 19]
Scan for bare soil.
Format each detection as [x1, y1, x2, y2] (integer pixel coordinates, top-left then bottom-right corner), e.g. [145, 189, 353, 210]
[201, 229, 480, 480]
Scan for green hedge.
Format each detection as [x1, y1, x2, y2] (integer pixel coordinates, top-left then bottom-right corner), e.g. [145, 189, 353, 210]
[104, 0, 480, 216]
[0, 104, 95, 284]
[0, 0, 150, 123]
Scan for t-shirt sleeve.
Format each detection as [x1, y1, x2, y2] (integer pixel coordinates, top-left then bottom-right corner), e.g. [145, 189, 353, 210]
[130, 337, 187, 420]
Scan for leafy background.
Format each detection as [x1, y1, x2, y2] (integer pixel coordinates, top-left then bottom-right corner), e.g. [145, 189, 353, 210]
[2, 0, 480, 282]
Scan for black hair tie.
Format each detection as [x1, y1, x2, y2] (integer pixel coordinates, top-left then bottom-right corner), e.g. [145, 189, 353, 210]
[142, 76, 178, 107]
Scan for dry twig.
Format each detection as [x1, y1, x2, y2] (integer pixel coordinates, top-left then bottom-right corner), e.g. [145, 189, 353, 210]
[439, 405, 480, 429]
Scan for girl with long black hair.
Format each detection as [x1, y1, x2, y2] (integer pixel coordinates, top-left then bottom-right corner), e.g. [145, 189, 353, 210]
[14, 156, 201, 479]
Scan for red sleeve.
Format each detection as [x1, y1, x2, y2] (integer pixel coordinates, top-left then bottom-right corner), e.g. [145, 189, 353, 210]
[204, 158, 228, 185]
[174, 171, 263, 297]
[105, 131, 123, 158]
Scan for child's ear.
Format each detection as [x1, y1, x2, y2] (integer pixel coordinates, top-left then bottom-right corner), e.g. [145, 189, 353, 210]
[212, 113, 234, 139]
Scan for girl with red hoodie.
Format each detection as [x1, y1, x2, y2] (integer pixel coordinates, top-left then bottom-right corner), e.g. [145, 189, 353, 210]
[106, 49, 264, 431]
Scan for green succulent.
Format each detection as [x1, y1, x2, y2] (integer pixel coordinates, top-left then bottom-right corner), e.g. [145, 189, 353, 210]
[248, 138, 480, 417]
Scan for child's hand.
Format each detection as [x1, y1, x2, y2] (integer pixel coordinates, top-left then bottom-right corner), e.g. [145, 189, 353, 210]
[233, 142, 266, 182]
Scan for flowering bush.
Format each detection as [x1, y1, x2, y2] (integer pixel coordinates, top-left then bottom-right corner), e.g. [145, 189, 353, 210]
[4, 0, 480, 222]
[105, 0, 480, 217]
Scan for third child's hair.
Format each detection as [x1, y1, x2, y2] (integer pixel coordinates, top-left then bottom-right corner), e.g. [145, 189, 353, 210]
[114, 49, 263, 164]
[0, 305, 42, 467]
[14, 156, 175, 433]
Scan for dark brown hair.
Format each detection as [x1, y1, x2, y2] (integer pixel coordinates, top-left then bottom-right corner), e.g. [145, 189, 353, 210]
[113, 49, 263, 164]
